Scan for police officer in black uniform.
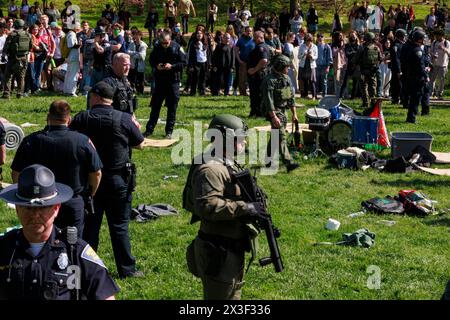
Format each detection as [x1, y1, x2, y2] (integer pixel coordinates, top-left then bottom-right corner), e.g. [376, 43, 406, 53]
[247, 30, 269, 117]
[103, 53, 137, 114]
[389, 29, 407, 105]
[11, 100, 102, 238]
[405, 30, 429, 123]
[70, 81, 145, 279]
[0, 164, 119, 300]
[144, 31, 186, 139]
[399, 29, 416, 109]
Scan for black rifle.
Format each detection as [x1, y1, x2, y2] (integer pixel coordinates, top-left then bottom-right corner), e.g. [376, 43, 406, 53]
[230, 169, 284, 273]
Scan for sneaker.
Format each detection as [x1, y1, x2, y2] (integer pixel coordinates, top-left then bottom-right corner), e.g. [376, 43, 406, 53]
[233, 90, 238, 96]
[165, 133, 172, 139]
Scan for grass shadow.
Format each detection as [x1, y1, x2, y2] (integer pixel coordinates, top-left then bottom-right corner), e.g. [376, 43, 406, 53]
[422, 217, 450, 228]
[370, 178, 450, 188]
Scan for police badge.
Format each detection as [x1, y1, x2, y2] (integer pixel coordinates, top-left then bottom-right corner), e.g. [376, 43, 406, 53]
[57, 252, 69, 270]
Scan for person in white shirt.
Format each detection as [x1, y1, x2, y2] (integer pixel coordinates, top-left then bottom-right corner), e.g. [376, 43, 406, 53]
[63, 22, 81, 96]
[188, 30, 208, 96]
[127, 30, 147, 94]
[430, 29, 450, 99]
[298, 33, 318, 99]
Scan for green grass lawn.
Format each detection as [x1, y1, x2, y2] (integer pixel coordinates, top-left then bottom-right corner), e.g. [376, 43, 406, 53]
[0, 90, 449, 300]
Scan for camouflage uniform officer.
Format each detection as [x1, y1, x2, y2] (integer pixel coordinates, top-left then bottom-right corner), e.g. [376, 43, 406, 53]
[261, 54, 299, 173]
[183, 114, 261, 300]
[352, 32, 381, 109]
[2, 19, 32, 99]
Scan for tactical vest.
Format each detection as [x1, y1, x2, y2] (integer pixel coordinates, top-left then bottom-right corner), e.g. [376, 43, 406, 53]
[9, 30, 31, 59]
[360, 44, 379, 74]
[272, 75, 293, 109]
[104, 76, 136, 114]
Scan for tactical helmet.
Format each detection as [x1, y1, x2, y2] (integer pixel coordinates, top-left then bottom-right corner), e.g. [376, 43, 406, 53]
[207, 114, 248, 139]
[395, 29, 407, 38]
[13, 19, 25, 29]
[272, 54, 291, 72]
[412, 30, 426, 42]
[363, 32, 375, 43]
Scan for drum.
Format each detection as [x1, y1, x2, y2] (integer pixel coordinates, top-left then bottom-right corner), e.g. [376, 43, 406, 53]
[351, 116, 379, 144]
[318, 96, 341, 121]
[305, 108, 331, 131]
[336, 149, 357, 169]
[327, 119, 352, 150]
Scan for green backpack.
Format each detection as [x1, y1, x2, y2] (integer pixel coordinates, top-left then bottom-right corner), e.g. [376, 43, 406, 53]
[361, 44, 379, 73]
[10, 31, 30, 58]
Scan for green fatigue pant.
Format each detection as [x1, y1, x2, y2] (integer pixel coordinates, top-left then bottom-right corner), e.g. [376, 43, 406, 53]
[186, 236, 245, 300]
[3, 58, 27, 98]
[266, 110, 292, 166]
[360, 73, 377, 109]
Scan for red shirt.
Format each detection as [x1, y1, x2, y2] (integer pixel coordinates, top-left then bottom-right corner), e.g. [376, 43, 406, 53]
[39, 27, 55, 56]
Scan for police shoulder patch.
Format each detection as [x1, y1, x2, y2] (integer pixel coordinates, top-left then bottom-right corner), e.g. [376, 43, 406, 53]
[81, 244, 107, 269]
[131, 115, 141, 129]
[416, 50, 423, 58]
[87, 138, 96, 150]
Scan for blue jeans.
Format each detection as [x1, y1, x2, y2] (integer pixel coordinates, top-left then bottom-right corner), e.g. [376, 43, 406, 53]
[90, 68, 106, 87]
[33, 56, 46, 90]
[79, 62, 92, 95]
[316, 65, 329, 97]
[181, 14, 189, 34]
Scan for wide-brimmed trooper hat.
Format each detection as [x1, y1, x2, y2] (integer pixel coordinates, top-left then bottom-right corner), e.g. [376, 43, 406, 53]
[0, 164, 73, 207]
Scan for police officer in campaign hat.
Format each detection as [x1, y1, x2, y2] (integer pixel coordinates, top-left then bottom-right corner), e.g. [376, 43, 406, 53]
[261, 54, 299, 173]
[405, 29, 429, 123]
[390, 29, 407, 105]
[183, 114, 262, 300]
[2, 19, 32, 99]
[144, 30, 186, 139]
[247, 30, 269, 117]
[103, 53, 137, 114]
[0, 164, 119, 300]
[352, 32, 381, 109]
[69, 81, 145, 278]
[10, 100, 102, 238]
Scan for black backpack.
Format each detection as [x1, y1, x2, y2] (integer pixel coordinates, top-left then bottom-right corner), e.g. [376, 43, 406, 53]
[361, 197, 405, 214]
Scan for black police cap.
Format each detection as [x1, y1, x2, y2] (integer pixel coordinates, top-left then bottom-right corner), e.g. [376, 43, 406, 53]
[0, 164, 73, 207]
[90, 81, 115, 100]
